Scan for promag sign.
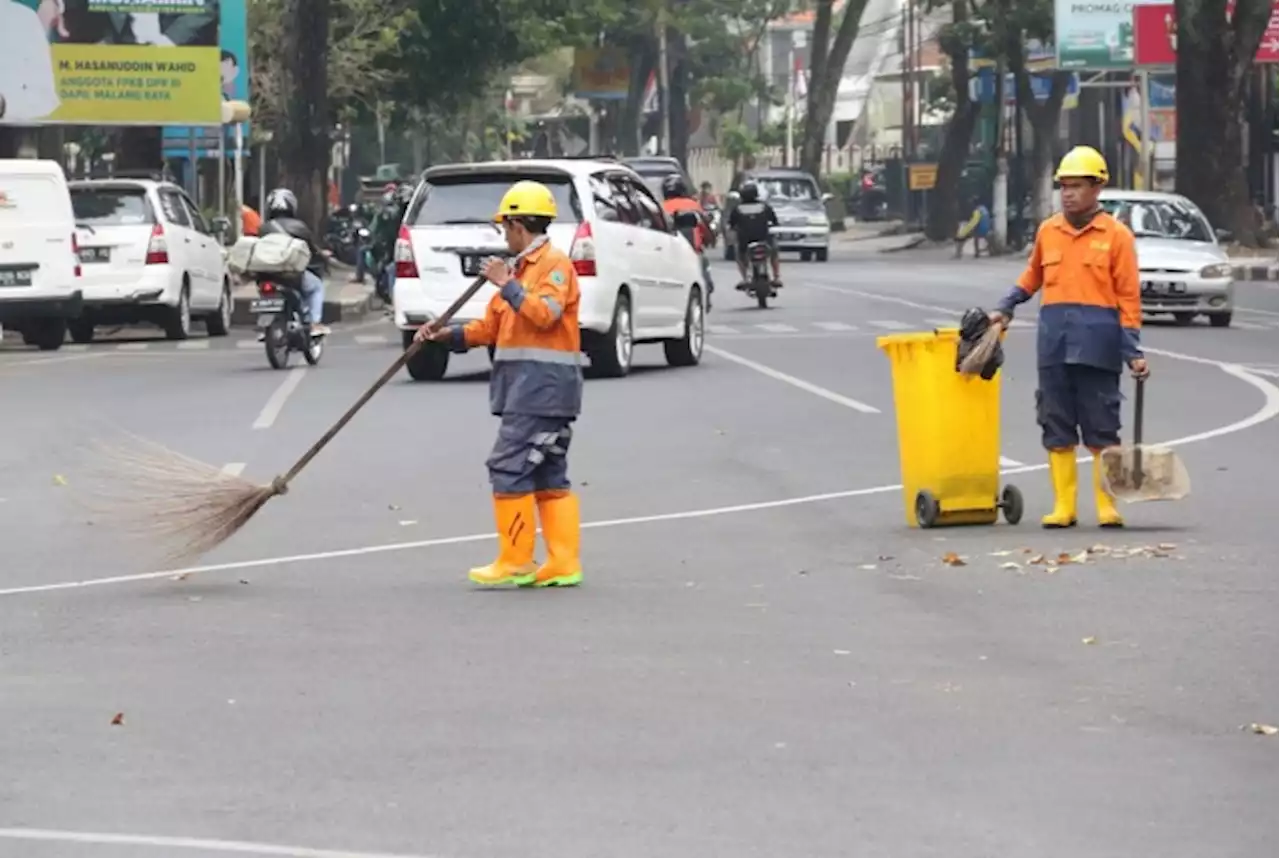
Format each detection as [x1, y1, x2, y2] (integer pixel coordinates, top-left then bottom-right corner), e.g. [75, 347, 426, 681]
[0, 0, 221, 125]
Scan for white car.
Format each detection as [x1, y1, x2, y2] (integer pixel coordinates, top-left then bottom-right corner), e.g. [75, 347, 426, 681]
[391, 159, 708, 381]
[1099, 189, 1235, 327]
[68, 177, 232, 342]
[0, 158, 83, 351]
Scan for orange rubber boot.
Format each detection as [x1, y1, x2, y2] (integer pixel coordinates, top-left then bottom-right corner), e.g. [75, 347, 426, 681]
[527, 490, 583, 588]
[468, 494, 538, 587]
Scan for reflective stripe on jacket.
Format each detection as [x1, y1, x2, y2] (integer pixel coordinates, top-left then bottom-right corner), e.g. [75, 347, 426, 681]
[998, 211, 1142, 373]
[450, 240, 583, 417]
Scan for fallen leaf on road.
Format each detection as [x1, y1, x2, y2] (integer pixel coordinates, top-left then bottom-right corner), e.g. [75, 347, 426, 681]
[52, 474, 67, 486]
[1158, 542, 1177, 551]
[833, 649, 851, 656]
[1056, 552, 1075, 565]
[1045, 566, 1060, 575]
[238, 579, 250, 585]
[989, 550, 1016, 557]
[110, 712, 124, 726]
[888, 574, 921, 581]
[877, 554, 894, 561]
[1021, 547, 1034, 554]
[941, 552, 966, 567]
[1070, 551, 1090, 564]
[398, 520, 418, 527]
[1088, 544, 1112, 555]
[859, 564, 877, 571]
[1246, 723, 1278, 736]
[1081, 636, 1097, 645]
[1000, 562, 1021, 571]
[387, 504, 401, 511]
[1027, 554, 1048, 565]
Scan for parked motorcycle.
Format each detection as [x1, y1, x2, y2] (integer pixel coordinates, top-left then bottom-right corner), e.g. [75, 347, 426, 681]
[250, 274, 325, 369]
[743, 240, 774, 309]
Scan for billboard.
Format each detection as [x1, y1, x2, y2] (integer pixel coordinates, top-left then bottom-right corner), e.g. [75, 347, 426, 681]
[572, 47, 630, 101]
[1133, 2, 1280, 65]
[1053, 0, 1143, 69]
[163, 0, 246, 157]
[0, 0, 221, 126]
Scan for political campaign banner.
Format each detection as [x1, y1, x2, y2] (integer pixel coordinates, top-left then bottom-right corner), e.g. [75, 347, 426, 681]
[0, 0, 221, 126]
[163, 0, 245, 158]
[1053, 0, 1143, 70]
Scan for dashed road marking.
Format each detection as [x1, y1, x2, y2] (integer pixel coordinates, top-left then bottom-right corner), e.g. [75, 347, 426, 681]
[177, 340, 210, 350]
[236, 339, 259, 349]
[115, 342, 149, 351]
[924, 318, 957, 327]
[252, 368, 308, 430]
[355, 334, 390, 345]
[813, 321, 857, 331]
[868, 320, 912, 330]
[757, 323, 799, 333]
[64, 344, 90, 352]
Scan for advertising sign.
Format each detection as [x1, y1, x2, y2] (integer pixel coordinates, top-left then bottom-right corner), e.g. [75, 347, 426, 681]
[572, 47, 630, 101]
[0, 0, 221, 125]
[163, 0, 246, 157]
[1134, 1, 1280, 65]
[1053, 0, 1144, 69]
[972, 69, 1081, 110]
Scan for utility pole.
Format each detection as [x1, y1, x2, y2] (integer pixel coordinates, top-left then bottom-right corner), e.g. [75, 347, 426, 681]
[1136, 68, 1151, 189]
[992, 52, 1009, 252]
[785, 29, 796, 167]
[657, 6, 671, 156]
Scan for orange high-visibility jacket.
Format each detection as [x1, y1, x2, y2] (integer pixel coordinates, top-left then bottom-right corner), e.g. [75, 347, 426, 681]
[662, 196, 709, 252]
[451, 240, 583, 417]
[998, 211, 1142, 372]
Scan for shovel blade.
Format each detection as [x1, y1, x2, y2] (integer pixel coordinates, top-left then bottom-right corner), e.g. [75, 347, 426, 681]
[1100, 443, 1191, 503]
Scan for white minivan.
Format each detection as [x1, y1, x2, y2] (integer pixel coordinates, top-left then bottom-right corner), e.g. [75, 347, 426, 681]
[0, 159, 82, 350]
[391, 159, 708, 381]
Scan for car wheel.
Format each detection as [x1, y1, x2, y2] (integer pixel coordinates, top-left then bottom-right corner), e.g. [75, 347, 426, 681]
[402, 330, 449, 381]
[587, 290, 633, 378]
[663, 286, 704, 367]
[1208, 312, 1232, 328]
[206, 280, 232, 336]
[163, 284, 192, 340]
[1173, 312, 1196, 326]
[28, 318, 67, 351]
[67, 318, 95, 344]
[815, 248, 829, 262]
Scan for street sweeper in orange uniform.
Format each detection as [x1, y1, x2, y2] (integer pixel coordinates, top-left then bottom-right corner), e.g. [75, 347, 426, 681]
[416, 180, 584, 587]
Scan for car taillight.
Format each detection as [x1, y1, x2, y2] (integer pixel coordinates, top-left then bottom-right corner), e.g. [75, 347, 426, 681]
[861, 174, 875, 189]
[569, 221, 596, 277]
[71, 232, 81, 277]
[394, 225, 418, 279]
[259, 281, 277, 295]
[145, 223, 168, 265]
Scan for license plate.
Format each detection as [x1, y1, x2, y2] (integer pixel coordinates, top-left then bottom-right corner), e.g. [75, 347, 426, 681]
[0, 266, 34, 287]
[79, 246, 110, 263]
[1142, 281, 1187, 295]
[251, 298, 284, 313]
[460, 254, 483, 277]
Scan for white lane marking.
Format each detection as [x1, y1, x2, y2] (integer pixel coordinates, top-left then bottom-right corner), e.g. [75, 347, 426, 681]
[708, 324, 739, 335]
[355, 335, 389, 345]
[868, 320, 912, 330]
[1, 349, 1274, 598]
[1007, 319, 1035, 328]
[999, 455, 1024, 467]
[924, 318, 956, 327]
[236, 339, 260, 349]
[1234, 321, 1271, 331]
[220, 462, 247, 477]
[64, 343, 90, 352]
[0, 352, 108, 369]
[756, 323, 798, 333]
[177, 340, 211, 350]
[813, 321, 858, 331]
[1234, 306, 1279, 317]
[252, 368, 307, 430]
[115, 342, 149, 351]
[705, 344, 881, 414]
[0, 828, 444, 858]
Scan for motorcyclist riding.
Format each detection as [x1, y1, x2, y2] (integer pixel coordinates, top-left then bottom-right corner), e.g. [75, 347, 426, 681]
[728, 179, 781, 289]
[368, 182, 411, 306]
[660, 174, 715, 309]
[258, 187, 331, 337]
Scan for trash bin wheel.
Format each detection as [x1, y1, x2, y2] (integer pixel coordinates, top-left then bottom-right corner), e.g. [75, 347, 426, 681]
[914, 490, 940, 528]
[999, 484, 1024, 525]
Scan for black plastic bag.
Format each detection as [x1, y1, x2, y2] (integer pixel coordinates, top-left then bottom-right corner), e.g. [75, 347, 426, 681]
[954, 306, 1004, 381]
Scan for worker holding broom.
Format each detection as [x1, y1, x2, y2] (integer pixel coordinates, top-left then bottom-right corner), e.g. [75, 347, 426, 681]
[989, 145, 1150, 530]
[415, 180, 584, 588]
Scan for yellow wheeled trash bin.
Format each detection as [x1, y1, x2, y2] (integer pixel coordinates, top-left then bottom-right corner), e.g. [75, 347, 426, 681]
[876, 327, 1023, 528]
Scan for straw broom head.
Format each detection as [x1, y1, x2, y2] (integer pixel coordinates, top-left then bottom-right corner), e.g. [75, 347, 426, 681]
[957, 323, 1003, 376]
[85, 433, 286, 566]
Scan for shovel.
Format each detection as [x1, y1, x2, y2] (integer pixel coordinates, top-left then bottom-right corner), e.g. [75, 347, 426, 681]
[1099, 377, 1191, 502]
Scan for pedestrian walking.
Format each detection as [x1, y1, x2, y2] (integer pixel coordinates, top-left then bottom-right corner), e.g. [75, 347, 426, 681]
[415, 180, 584, 587]
[989, 145, 1150, 529]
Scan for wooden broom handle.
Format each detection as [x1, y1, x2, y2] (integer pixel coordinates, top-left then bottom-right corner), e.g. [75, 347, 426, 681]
[274, 274, 490, 491]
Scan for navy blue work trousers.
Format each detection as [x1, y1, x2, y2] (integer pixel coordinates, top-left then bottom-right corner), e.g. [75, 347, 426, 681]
[486, 413, 575, 496]
[1035, 363, 1122, 451]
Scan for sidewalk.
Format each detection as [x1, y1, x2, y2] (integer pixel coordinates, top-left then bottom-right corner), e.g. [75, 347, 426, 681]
[230, 265, 375, 327]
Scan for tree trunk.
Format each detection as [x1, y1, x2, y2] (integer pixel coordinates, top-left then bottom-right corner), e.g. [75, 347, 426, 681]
[618, 40, 656, 157]
[799, 0, 869, 178]
[1175, 0, 1271, 245]
[276, 0, 331, 234]
[1015, 69, 1072, 222]
[117, 127, 163, 172]
[925, 5, 979, 241]
[668, 27, 690, 168]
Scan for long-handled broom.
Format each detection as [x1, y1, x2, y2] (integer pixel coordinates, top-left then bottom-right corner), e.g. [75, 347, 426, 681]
[95, 273, 492, 566]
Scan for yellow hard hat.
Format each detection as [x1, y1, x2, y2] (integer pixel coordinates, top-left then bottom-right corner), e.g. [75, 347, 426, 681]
[1054, 145, 1109, 184]
[494, 180, 558, 221]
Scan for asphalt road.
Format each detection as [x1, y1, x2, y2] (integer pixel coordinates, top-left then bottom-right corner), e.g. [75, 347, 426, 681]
[0, 247, 1276, 858]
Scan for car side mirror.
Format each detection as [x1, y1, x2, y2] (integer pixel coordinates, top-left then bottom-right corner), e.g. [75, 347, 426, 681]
[1214, 227, 1233, 242]
[210, 215, 232, 244]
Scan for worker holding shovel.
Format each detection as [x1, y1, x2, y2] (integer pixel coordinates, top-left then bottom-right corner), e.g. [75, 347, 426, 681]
[417, 180, 585, 587]
[989, 146, 1150, 529]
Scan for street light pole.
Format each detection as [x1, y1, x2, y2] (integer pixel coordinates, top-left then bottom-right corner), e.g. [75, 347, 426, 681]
[658, 7, 671, 156]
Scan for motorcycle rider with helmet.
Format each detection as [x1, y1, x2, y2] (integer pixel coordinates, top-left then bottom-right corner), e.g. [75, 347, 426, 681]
[660, 173, 715, 309]
[728, 179, 782, 290]
[258, 187, 331, 337]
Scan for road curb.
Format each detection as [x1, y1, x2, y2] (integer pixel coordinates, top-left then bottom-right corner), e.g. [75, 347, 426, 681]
[230, 283, 374, 328]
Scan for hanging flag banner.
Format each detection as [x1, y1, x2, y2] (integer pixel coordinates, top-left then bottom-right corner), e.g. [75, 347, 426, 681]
[0, 0, 221, 125]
